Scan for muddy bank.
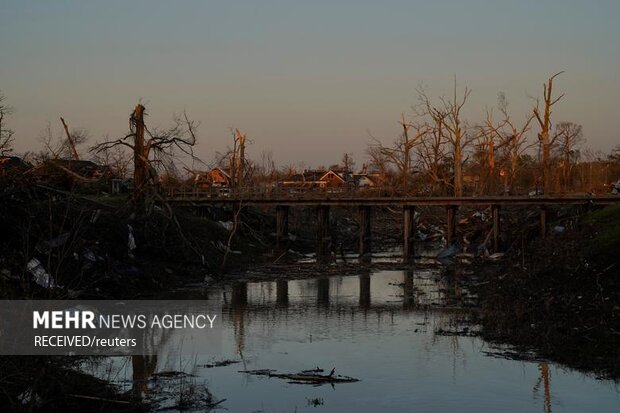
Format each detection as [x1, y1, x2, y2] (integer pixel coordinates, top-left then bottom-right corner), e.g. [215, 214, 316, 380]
[0, 356, 145, 412]
[473, 204, 620, 379]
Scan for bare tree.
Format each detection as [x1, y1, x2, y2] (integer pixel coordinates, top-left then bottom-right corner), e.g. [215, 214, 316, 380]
[533, 71, 565, 193]
[496, 93, 535, 192]
[0, 92, 15, 156]
[477, 109, 506, 194]
[90, 140, 132, 178]
[37, 120, 90, 160]
[91, 104, 198, 210]
[553, 121, 583, 192]
[419, 80, 474, 197]
[367, 114, 429, 192]
[341, 153, 355, 172]
[415, 110, 448, 195]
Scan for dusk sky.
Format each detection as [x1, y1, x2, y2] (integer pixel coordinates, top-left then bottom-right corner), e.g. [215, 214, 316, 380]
[1, 1, 619, 168]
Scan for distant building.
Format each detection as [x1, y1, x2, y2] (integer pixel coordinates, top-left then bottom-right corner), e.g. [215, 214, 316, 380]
[31, 159, 113, 187]
[0, 156, 31, 175]
[281, 169, 328, 190]
[192, 167, 232, 189]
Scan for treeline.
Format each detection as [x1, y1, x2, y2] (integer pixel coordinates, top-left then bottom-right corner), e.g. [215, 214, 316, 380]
[2, 73, 620, 197]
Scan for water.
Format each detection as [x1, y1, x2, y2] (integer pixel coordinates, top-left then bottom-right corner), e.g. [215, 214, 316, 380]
[90, 269, 620, 412]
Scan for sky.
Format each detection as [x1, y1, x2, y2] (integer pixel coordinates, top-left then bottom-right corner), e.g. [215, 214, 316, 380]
[1, 0, 619, 168]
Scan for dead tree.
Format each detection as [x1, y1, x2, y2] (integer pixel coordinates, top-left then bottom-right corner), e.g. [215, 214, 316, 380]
[0, 92, 15, 156]
[419, 81, 474, 197]
[496, 93, 535, 191]
[478, 109, 507, 194]
[341, 153, 355, 172]
[553, 121, 583, 192]
[533, 72, 565, 193]
[91, 104, 198, 211]
[60, 117, 80, 161]
[415, 110, 448, 195]
[367, 114, 429, 193]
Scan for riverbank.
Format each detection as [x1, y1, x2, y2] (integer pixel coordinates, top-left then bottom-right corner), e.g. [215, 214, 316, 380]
[474, 204, 620, 379]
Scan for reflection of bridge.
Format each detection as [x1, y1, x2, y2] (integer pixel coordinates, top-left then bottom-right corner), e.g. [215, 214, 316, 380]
[222, 273, 466, 353]
[223, 272, 463, 313]
[167, 191, 620, 261]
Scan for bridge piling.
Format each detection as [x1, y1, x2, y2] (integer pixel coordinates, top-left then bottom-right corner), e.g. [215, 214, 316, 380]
[540, 206, 547, 239]
[492, 204, 501, 252]
[403, 206, 416, 263]
[276, 205, 289, 249]
[316, 205, 331, 260]
[447, 205, 458, 245]
[359, 205, 372, 260]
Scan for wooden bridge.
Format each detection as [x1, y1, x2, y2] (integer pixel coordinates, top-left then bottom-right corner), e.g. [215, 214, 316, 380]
[166, 189, 620, 262]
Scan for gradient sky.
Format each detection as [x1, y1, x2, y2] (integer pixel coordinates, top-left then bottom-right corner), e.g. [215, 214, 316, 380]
[1, 0, 619, 167]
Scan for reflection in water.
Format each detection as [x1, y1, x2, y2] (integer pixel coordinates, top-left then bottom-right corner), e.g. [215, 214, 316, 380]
[90, 270, 619, 413]
[359, 273, 371, 309]
[403, 270, 415, 309]
[534, 362, 553, 413]
[132, 355, 158, 399]
[276, 280, 288, 307]
[317, 277, 330, 308]
[230, 282, 247, 353]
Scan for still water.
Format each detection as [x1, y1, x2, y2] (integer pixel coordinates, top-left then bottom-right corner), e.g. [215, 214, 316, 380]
[91, 269, 620, 412]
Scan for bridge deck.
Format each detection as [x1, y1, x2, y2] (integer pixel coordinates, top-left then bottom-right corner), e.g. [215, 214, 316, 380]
[166, 194, 620, 207]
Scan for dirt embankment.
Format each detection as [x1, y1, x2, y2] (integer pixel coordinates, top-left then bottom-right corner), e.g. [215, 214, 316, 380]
[0, 185, 280, 299]
[474, 204, 620, 379]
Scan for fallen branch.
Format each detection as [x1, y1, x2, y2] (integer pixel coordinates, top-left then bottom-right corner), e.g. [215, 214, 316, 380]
[239, 367, 359, 384]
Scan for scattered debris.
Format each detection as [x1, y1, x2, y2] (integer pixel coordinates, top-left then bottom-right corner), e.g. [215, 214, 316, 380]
[200, 359, 241, 368]
[219, 221, 234, 231]
[239, 367, 359, 385]
[553, 225, 566, 234]
[127, 224, 136, 258]
[152, 371, 195, 379]
[307, 397, 324, 407]
[437, 244, 459, 262]
[36, 232, 71, 253]
[27, 258, 60, 288]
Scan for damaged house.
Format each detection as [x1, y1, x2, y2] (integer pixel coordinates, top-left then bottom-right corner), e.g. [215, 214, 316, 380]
[29, 159, 114, 190]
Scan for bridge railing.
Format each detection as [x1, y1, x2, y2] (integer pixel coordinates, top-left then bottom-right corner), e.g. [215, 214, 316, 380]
[164, 186, 407, 200]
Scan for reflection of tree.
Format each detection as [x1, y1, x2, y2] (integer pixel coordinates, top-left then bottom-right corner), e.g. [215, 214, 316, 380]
[231, 282, 248, 353]
[132, 355, 158, 399]
[533, 362, 552, 413]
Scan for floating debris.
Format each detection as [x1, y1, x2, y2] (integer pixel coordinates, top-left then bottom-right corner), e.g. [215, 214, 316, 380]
[239, 367, 359, 385]
[200, 359, 241, 368]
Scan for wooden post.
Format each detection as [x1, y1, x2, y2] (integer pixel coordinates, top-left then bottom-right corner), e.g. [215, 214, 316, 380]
[276, 205, 289, 249]
[492, 204, 501, 252]
[446, 205, 458, 245]
[403, 205, 416, 263]
[540, 206, 547, 239]
[316, 205, 330, 260]
[359, 205, 372, 260]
